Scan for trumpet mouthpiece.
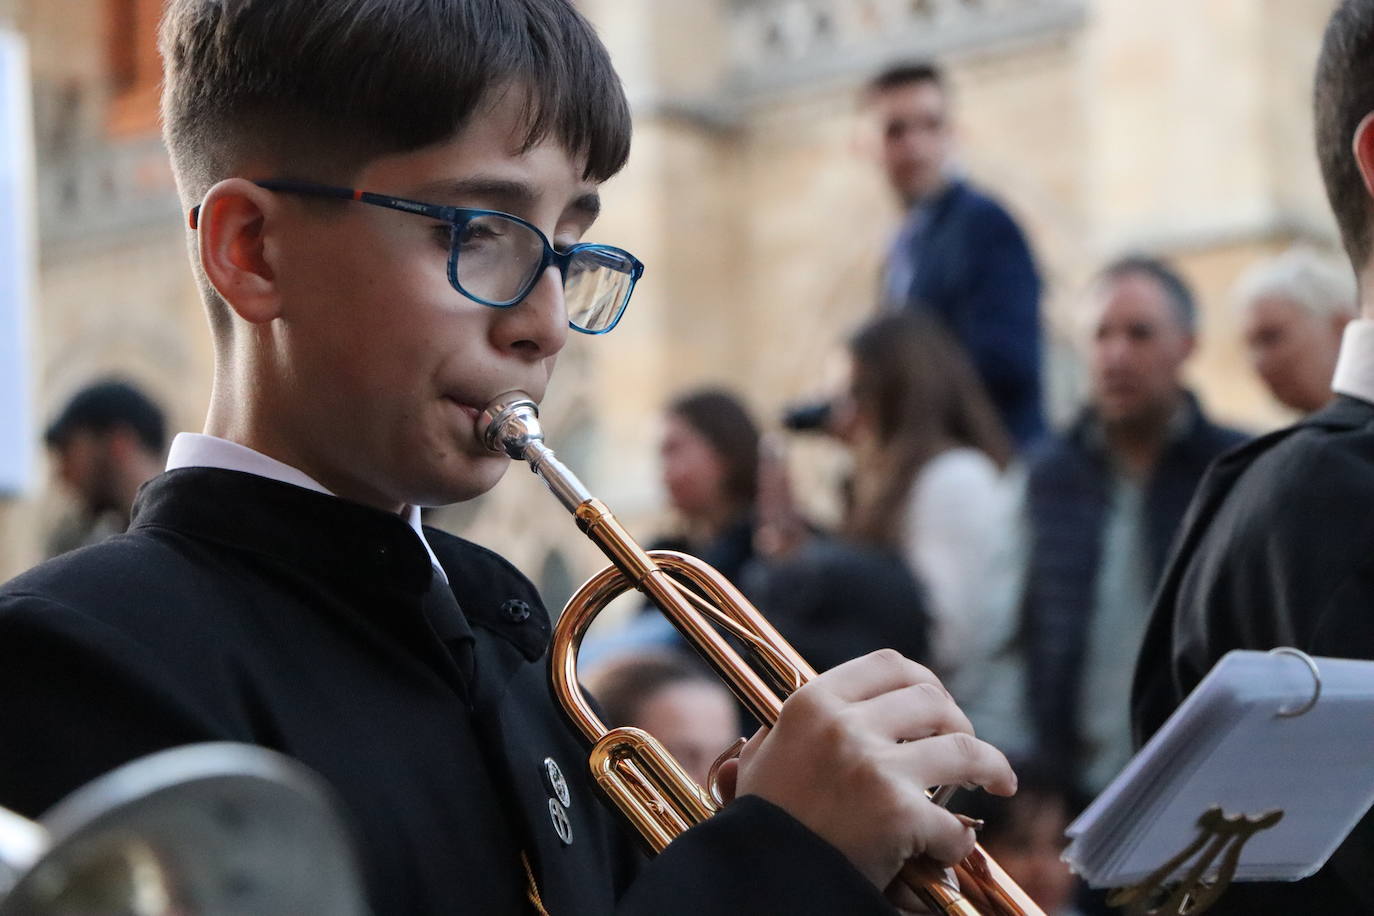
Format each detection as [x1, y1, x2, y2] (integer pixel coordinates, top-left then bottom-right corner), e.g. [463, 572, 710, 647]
[477, 391, 544, 460]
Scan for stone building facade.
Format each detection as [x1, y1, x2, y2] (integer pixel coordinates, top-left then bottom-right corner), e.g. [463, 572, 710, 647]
[0, 0, 1343, 602]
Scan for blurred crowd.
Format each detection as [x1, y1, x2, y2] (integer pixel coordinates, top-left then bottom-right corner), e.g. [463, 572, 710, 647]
[556, 63, 1358, 916]
[30, 57, 1359, 916]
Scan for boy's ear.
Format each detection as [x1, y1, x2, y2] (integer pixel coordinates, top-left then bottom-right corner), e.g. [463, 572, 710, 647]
[197, 179, 281, 324]
[1353, 112, 1374, 202]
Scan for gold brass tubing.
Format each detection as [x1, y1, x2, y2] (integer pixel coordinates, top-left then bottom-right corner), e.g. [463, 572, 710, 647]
[589, 729, 717, 854]
[955, 846, 1045, 915]
[550, 562, 628, 747]
[573, 500, 660, 584]
[651, 553, 813, 692]
[902, 860, 983, 916]
[602, 728, 717, 822]
[590, 753, 679, 853]
[566, 499, 789, 726]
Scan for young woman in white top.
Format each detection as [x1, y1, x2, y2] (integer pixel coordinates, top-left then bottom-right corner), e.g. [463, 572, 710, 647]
[833, 312, 1020, 683]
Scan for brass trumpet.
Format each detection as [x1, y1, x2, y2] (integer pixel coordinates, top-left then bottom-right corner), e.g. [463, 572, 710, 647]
[479, 392, 1044, 916]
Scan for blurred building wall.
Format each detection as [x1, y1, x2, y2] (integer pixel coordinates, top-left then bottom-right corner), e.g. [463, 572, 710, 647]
[0, 0, 1344, 592]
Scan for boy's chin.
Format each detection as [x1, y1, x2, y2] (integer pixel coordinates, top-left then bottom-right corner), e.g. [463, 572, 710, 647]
[414, 452, 512, 507]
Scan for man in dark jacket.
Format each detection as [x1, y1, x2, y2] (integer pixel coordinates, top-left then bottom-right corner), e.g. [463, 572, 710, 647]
[42, 378, 167, 553]
[865, 63, 1045, 449]
[0, 1, 1017, 913]
[1021, 257, 1247, 802]
[1130, 3, 1374, 910]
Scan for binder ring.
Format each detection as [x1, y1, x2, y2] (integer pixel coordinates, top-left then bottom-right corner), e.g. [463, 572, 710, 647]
[1268, 647, 1321, 718]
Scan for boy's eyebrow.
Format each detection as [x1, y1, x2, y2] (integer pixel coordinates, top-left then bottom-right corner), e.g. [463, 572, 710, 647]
[415, 177, 601, 222]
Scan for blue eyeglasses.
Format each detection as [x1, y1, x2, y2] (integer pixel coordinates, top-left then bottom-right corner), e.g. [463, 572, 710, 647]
[190, 179, 643, 335]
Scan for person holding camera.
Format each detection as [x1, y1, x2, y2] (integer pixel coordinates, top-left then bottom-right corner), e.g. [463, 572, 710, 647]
[762, 312, 1015, 683]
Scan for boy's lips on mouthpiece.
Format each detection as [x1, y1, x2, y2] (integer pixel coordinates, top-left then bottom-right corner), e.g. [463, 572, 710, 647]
[443, 397, 485, 434]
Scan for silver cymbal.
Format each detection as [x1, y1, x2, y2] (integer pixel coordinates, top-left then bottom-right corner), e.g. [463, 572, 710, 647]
[0, 743, 369, 916]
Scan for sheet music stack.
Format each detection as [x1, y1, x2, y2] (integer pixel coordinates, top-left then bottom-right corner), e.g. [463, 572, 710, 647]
[1064, 649, 1374, 889]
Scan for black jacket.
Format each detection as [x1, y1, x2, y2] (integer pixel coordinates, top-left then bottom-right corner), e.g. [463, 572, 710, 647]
[0, 468, 894, 915]
[1131, 395, 1374, 913]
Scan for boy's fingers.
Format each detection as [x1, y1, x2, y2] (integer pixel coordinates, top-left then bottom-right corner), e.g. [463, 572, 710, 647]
[899, 732, 1017, 797]
[913, 802, 980, 866]
[856, 681, 975, 741]
[812, 649, 943, 703]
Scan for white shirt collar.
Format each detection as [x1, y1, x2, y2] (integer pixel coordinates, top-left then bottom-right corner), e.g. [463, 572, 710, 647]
[165, 432, 448, 584]
[1331, 318, 1374, 405]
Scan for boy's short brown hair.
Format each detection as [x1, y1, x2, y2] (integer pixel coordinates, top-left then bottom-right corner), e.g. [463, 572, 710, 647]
[1316, 0, 1374, 270]
[159, 0, 632, 323]
[160, 0, 632, 200]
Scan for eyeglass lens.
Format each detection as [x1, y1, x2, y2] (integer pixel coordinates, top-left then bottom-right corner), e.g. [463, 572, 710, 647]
[565, 249, 635, 333]
[452, 213, 632, 332]
[454, 215, 545, 304]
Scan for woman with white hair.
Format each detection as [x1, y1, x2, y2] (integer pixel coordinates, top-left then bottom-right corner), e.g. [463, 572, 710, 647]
[1234, 246, 1357, 413]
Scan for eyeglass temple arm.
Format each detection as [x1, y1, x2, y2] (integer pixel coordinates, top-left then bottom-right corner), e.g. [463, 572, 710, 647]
[188, 181, 412, 231]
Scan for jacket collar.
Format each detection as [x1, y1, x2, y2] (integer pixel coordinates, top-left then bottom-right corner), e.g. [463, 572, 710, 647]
[1298, 392, 1374, 432]
[164, 432, 448, 584]
[129, 468, 550, 661]
[132, 467, 436, 593]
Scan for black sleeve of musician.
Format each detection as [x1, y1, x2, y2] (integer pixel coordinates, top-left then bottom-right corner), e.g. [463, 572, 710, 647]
[0, 595, 229, 819]
[615, 794, 897, 914]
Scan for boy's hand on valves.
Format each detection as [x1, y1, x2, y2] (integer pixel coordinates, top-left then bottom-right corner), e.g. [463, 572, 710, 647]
[732, 649, 1017, 891]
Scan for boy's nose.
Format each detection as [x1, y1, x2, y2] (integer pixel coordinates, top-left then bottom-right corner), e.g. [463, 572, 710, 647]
[500, 266, 569, 360]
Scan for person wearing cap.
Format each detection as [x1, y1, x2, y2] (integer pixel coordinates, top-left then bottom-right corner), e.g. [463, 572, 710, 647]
[43, 379, 167, 550]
